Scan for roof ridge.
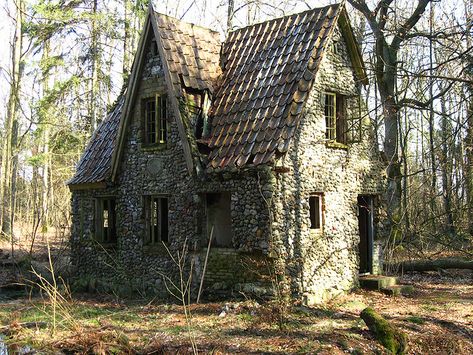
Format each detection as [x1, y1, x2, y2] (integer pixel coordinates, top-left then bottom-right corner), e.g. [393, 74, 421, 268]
[227, 3, 341, 36]
[153, 11, 221, 36]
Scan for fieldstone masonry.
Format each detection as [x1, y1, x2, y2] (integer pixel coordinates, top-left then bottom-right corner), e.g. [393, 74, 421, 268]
[70, 20, 386, 303]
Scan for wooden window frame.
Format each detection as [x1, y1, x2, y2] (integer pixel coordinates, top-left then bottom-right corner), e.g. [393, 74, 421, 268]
[324, 92, 348, 146]
[95, 197, 117, 244]
[144, 195, 169, 245]
[347, 96, 363, 143]
[325, 92, 337, 141]
[143, 94, 167, 146]
[309, 193, 324, 232]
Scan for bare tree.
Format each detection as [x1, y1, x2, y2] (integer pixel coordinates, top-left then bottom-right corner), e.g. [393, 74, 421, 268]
[1, 0, 25, 245]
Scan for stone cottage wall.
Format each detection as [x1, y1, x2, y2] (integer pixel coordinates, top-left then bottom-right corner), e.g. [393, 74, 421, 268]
[271, 26, 386, 304]
[70, 26, 387, 301]
[70, 40, 273, 296]
[70, 188, 122, 284]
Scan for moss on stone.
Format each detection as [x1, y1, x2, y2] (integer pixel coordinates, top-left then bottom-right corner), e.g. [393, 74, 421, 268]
[360, 307, 408, 354]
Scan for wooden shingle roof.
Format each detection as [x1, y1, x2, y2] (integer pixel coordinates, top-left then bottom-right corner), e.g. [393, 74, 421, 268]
[69, 3, 365, 186]
[68, 96, 123, 187]
[207, 4, 342, 170]
[154, 13, 221, 94]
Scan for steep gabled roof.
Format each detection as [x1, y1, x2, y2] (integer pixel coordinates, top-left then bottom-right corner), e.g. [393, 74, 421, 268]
[68, 96, 124, 188]
[110, 8, 222, 181]
[206, 4, 354, 170]
[69, 3, 367, 187]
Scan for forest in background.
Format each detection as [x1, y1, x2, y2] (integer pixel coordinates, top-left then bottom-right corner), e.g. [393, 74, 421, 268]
[0, 0, 471, 261]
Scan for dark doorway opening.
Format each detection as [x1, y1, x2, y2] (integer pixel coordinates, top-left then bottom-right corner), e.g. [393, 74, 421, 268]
[206, 192, 233, 247]
[358, 195, 374, 274]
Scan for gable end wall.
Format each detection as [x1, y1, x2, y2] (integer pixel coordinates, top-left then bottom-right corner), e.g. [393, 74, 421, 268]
[70, 43, 274, 296]
[271, 25, 386, 304]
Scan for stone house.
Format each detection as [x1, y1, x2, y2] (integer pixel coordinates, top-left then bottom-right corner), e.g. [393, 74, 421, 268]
[68, 3, 386, 304]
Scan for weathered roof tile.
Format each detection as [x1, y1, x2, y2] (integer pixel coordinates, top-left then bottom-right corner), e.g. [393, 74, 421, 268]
[206, 4, 342, 170]
[71, 4, 355, 183]
[68, 96, 124, 186]
[155, 12, 221, 94]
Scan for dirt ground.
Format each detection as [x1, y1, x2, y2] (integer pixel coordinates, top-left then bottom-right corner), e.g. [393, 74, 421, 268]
[0, 269, 472, 354]
[1, 233, 472, 354]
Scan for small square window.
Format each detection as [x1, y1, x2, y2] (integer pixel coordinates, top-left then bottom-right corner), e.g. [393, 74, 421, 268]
[309, 194, 323, 230]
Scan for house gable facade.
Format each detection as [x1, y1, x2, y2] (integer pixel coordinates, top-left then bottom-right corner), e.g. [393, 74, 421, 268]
[68, 3, 386, 303]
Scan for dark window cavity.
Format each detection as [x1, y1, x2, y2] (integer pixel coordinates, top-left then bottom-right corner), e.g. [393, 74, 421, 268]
[96, 198, 117, 243]
[309, 194, 323, 230]
[144, 196, 169, 245]
[205, 192, 233, 247]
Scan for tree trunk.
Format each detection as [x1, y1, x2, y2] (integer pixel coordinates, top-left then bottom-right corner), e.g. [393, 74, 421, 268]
[2, 0, 24, 241]
[89, 0, 100, 135]
[123, 0, 131, 76]
[41, 40, 50, 229]
[227, 0, 235, 32]
[440, 90, 455, 234]
[387, 257, 473, 271]
[347, 0, 433, 233]
[382, 95, 402, 221]
[428, 2, 437, 217]
[465, 0, 473, 234]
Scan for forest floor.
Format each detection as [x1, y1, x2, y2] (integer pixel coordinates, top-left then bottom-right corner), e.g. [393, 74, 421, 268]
[0, 235, 472, 354]
[0, 271, 471, 354]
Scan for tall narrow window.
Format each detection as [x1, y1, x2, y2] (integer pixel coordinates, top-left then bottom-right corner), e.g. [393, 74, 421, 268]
[150, 38, 158, 56]
[325, 93, 336, 141]
[324, 92, 347, 145]
[144, 196, 169, 245]
[96, 198, 117, 243]
[309, 194, 323, 230]
[144, 95, 167, 144]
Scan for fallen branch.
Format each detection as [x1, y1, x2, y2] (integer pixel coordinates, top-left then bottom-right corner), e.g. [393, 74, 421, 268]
[387, 257, 473, 272]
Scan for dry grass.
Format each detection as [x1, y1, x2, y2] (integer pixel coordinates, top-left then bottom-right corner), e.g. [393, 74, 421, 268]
[1, 232, 472, 354]
[0, 270, 472, 354]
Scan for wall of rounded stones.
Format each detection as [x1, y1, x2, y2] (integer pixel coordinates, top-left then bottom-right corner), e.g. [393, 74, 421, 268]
[70, 25, 386, 302]
[70, 45, 274, 297]
[270, 26, 387, 304]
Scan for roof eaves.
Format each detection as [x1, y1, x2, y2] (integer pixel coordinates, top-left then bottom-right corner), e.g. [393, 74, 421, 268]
[110, 13, 153, 182]
[337, 7, 369, 85]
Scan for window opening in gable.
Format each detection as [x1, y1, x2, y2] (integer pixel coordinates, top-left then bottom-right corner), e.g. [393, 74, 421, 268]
[347, 96, 363, 143]
[309, 194, 323, 231]
[144, 196, 169, 245]
[150, 38, 158, 56]
[324, 92, 347, 145]
[144, 95, 167, 145]
[96, 197, 117, 243]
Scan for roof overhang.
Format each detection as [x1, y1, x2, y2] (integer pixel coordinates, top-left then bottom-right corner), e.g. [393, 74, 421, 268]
[68, 182, 107, 191]
[337, 8, 369, 85]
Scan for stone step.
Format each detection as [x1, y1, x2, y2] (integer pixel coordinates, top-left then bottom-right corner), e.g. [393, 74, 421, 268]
[359, 275, 399, 290]
[381, 284, 415, 297]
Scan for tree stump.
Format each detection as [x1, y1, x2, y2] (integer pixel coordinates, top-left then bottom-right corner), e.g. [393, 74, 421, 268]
[360, 307, 408, 354]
